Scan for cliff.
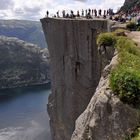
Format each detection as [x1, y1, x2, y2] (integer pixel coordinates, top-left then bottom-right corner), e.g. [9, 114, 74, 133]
[0, 36, 50, 89]
[41, 18, 108, 140]
[71, 54, 140, 140]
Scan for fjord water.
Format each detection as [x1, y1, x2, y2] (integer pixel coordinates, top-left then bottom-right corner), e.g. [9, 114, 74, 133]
[0, 84, 51, 140]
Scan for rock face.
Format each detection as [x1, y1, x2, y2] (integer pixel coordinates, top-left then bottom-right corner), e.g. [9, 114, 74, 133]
[71, 54, 140, 140]
[41, 18, 108, 140]
[120, 0, 140, 13]
[0, 36, 50, 89]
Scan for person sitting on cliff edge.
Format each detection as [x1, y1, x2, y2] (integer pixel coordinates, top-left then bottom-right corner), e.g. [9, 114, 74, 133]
[77, 10, 80, 18]
[70, 10, 75, 18]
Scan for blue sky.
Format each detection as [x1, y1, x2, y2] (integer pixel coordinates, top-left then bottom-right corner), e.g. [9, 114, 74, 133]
[0, 0, 125, 20]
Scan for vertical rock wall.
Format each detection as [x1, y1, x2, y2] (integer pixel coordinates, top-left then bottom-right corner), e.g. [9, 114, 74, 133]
[41, 18, 107, 140]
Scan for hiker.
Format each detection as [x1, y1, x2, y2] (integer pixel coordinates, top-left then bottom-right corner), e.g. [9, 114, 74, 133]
[62, 10, 65, 18]
[77, 10, 80, 17]
[107, 10, 109, 15]
[94, 9, 97, 17]
[82, 9, 84, 16]
[85, 9, 88, 16]
[109, 9, 113, 16]
[88, 9, 91, 16]
[56, 11, 59, 17]
[70, 10, 74, 18]
[104, 10, 106, 16]
[66, 13, 70, 18]
[92, 9, 94, 16]
[46, 11, 49, 17]
[99, 9, 102, 16]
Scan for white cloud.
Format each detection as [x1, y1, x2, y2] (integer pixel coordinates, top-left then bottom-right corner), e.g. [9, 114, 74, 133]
[0, 0, 125, 20]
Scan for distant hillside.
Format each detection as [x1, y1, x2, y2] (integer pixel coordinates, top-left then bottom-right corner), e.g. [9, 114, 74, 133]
[0, 36, 49, 89]
[0, 20, 47, 48]
[120, 0, 140, 13]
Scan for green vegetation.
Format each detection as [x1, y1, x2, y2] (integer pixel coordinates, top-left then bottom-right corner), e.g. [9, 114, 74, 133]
[125, 127, 140, 140]
[98, 31, 140, 139]
[126, 22, 137, 31]
[113, 29, 127, 36]
[97, 32, 116, 47]
[110, 36, 140, 107]
[97, 31, 140, 107]
[137, 26, 140, 31]
[131, 128, 140, 140]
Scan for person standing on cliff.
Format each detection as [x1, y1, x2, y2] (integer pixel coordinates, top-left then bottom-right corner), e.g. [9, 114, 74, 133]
[46, 11, 49, 17]
[99, 9, 102, 16]
[70, 10, 75, 18]
[82, 9, 84, 16]
[92, 9, 94, 16]
[57, 11, 59, 18]
[85, 9, 87, 16]
[62, 10, 66, 18]
[94, 9, 97, 17]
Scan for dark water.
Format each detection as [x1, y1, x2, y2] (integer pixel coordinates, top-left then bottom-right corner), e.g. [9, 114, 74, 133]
[0, 84, 51, 140]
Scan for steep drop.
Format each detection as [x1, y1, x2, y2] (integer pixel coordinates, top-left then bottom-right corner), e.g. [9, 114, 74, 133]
[41, 18, 107, 140]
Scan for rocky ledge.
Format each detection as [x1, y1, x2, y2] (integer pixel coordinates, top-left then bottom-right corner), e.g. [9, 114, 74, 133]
[71, 54, 140, 140]
[0, 35, 50, 89]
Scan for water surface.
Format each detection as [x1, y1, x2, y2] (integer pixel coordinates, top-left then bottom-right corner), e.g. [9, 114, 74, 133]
[0, 84, 51, 140]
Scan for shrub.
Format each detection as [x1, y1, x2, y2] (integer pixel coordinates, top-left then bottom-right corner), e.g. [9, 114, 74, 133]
[97, 32, 116, 47]
[136, 26, 140, 31]
[125, 127, 140, 140]
[126, 22, 137, 31]
[110, 67, 140, 106]
[131, 127, 140, 140]
[109, 33, 140, 107]
[114, 29, 126, 36]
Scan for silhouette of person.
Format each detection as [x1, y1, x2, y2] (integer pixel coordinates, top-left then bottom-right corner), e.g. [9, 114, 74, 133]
[89, 9, 91, 16]
[92, 9, 94, 16]
[94, 9, 97, 17]
[77, 10, 80, 17]
[85, 9, 87, 16]
[46, 11, 49, 17]
[82, 9, 84, 16]
[70, 10, 74, 18]
[57, 11, 59, 17]
[104, 10, 106, 16]
[99, 9, 102, 16]
[62, 10, 65, 18]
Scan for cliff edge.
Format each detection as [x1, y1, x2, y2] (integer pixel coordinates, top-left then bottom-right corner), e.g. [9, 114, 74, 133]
[71, 54, 140, 140]
[41, 18, 108, 140]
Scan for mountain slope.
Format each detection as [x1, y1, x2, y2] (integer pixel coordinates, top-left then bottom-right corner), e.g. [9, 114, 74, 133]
[0, 20, 47, 48]
[0, 35, 49, 89]
[120, 0, 140, 13]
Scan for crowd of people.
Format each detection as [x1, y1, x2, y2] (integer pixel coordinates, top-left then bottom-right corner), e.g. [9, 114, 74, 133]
[45, 6, 140, 26]
[45, 8, 114, 19]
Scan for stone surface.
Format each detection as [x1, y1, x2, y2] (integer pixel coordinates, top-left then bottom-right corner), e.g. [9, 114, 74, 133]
[71, 54, 140, 140]
[0, 35, 50, 89]
[127, 31, 140, 46]
[41, 18, 108, 140]
[120, 0, 140, 13]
